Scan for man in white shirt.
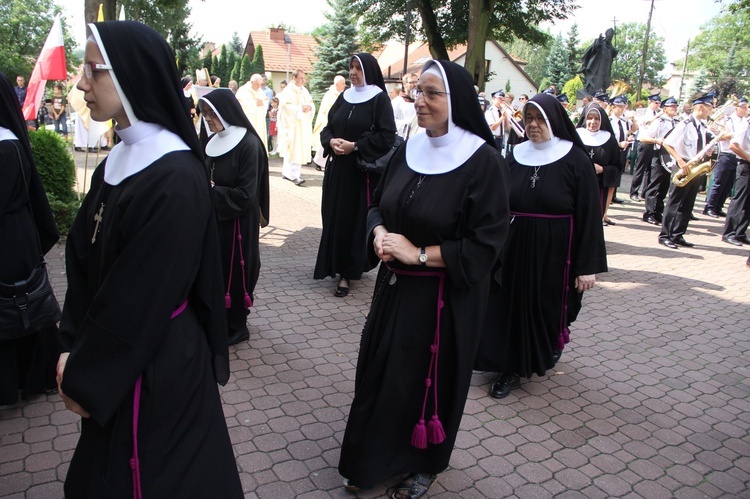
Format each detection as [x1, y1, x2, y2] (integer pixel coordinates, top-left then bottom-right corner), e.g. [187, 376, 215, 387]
[485, 90, 508, 150]
[705, 97, 748, 217]
[722, 100, 750, 246]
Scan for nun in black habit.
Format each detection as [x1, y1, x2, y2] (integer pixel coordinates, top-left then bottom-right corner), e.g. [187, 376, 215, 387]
[314, 53, 396, 297]
[56, 21, 242, 497]
[475, 93, 607, 399]
[199, 89, 270, 345]
[576, 102, 623, 223]
[339, 60, 509, 498]
[0, 71, 60, 405]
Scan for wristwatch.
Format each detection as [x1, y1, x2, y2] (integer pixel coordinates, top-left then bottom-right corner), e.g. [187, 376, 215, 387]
[353, 143, 359, 151]
[419, 247, 428, 266]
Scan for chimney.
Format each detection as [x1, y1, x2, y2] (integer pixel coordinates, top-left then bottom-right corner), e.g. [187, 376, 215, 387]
[269, 28, 286, 42]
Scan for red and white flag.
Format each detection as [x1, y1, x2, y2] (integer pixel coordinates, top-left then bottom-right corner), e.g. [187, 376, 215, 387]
[23, 15, 67, 121]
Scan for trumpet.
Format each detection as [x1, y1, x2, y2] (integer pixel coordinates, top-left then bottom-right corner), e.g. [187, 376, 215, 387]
[642, 110, 664, 126]
[499, 102, 525, 137]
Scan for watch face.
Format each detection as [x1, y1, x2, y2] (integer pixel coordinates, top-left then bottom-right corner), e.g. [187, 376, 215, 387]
[419, 254, 427, 262]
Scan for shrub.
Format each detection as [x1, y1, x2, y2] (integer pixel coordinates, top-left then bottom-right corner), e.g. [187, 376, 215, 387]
[28, 128, 79, 234]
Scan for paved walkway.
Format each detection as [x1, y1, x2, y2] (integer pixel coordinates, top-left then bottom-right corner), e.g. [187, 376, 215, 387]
[1, 157, 749, 498]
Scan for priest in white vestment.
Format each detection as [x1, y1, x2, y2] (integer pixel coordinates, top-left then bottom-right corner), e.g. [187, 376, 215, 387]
[236, 74, 269, 150]
[278, 69, 315, 185]
[312, 75, 346, 169]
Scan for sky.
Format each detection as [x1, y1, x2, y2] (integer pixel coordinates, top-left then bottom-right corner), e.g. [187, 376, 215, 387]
[59, 0, 726, 65]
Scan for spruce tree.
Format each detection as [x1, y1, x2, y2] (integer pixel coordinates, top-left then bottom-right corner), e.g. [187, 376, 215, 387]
[252, 45, 266, 77]
[229, 32, 244, 57]
[211, 55, 220, 84]
[239, 54, 252, 86]
[230, 61, 240, 83]
[227, 50, 237, 82]
[202, 52, 212, 75]
[545, 33, 570, 91]
[566, 23, 580, 77]
[689, 68, 709, 98]
[309, 0, 359, 101]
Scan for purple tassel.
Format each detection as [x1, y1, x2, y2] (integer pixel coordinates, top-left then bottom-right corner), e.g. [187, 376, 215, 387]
[244, 293, 252, 308]
[411, 419, 427, 449]
[557, 334, 565, 351]
[427, 415, 446, 444]
[225, 293, 232, 308]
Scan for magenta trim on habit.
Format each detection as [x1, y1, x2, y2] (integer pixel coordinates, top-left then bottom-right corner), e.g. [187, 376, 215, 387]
[366, 171, 371, 207]
[510, 211, 575, 351]
[225, 218, 253, 309]
[130, 300, 188, 499]
[385, 263, 447, 449]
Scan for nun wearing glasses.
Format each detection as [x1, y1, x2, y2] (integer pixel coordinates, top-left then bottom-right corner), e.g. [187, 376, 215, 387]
[338, 60, 509, 499]
[56, 21, 242, 497]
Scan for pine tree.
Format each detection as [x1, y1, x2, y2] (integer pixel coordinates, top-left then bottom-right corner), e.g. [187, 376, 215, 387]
[545, 33, 570, 91]
[202, 52, 212, 75]
[214, 45, 229, 86]
[239, 54, 252, 86]
[505, 79, 511, 92]
[227, 50, 237, 82]
[309, 0, 359, 101]
[566, 23, 580, 77]
[689, 68, 709, 98]
[251, 45, 266, 77]
[229, 32, 245, 57]
[211, 55, 220, 84]
[230, 61, 240, 83]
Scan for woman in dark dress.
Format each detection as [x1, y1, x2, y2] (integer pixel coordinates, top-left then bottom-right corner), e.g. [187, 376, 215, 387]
[314, 53, 396, 297]
[576, 103, 623, 224]
[0, 71, 60, 405]
[339, 60, 509, 498]
[56, 21, 242, 498]
[199, 89, 270, 345]
[475, 93, 608, 400]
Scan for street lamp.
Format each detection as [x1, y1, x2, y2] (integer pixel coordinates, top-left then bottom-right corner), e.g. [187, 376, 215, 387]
[284, 35, 292, 82]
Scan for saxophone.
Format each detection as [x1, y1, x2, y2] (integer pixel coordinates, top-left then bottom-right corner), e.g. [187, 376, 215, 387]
[670, 97, 739, 187]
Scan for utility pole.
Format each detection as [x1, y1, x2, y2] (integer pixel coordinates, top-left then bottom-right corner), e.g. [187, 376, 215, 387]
[403, 0, 412, 79]
[636, 0, 655, 101]
[678, 38, 690, 102]
[611, 17, 618, 75]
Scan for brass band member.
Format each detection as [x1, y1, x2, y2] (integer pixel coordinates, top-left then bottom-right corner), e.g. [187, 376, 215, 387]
[631, 93, 662, 201]
[640, 96, 679, 225]
[721, 99, 750, 247]
[658, 93, 716, 249]
[705, 97, 748, 217]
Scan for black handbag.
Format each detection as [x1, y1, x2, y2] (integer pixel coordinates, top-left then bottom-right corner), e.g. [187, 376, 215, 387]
[356, 134, 403, 174]
[0, 142, 61, 338]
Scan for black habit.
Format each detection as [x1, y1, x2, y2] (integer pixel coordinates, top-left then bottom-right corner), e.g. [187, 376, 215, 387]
[0, 71, 60, 405]
[314, 53, 396, 281]
[475, 93, 608, 378]
[58, 22, 241, 497]
[339, 60, 509, 487]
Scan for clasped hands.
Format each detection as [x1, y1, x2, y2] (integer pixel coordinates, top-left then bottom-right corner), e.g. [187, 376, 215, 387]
[373, 225, 419, 265]
[330, 138, 356, 156]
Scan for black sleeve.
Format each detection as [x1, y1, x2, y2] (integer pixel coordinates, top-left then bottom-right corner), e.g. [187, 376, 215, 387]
[213, 137, 260, 221]
[356, 93, 397, 163]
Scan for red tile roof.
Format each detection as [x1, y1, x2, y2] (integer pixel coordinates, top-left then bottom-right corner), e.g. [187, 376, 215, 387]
[245, 29, 318, 73]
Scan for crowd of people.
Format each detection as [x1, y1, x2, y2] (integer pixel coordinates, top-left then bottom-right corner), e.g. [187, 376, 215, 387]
[2, 19, 749, 498]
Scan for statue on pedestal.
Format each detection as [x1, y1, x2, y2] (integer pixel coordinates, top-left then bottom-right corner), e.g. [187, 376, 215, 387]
[579, 28, 618, 95]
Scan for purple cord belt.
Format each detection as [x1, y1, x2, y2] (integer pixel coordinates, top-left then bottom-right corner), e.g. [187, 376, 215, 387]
[511, 211, 575, 350]
[384, 263, 448, 449]
[130, 300, 188, 499]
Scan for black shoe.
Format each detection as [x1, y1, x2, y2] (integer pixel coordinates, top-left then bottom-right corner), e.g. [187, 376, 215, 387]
[611, 197, 625, 204]
[659, 239, 678, 249]
[643, 215, 660, 226]
[718, 210, 727, 217]
[689, 214, 699, 221]
[630, 194, 640, 202]
[490, 373, 520, 399]
[704, 209, 720, 218]
[673, 236, 694, 247]
[654, 214, 663, 223]
[722, 236, 743, 246]
[551, 350, 562, 365]
[227, 325, 249, 346]
[736, 235, 750, 244]
[334, 278, 350, 297]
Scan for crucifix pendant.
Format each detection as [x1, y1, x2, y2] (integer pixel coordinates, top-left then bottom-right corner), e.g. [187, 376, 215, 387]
[589, 148, 595, 159]
[91, 202, 105, 244]
[530, 170, 540, 188]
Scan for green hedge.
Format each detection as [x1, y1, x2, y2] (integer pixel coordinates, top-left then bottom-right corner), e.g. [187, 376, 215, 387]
[28, 128, 79, 235]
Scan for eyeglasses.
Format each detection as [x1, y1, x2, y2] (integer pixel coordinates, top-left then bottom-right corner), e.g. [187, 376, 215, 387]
[411, 88, 450, 102]
[524, 115, 548, 125]
[83, 62, 113, 79]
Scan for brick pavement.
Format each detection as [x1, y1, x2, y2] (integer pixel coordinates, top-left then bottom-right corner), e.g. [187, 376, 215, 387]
[1, 158, 749, 498]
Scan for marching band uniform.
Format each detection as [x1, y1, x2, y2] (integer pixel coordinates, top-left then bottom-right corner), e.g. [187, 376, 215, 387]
[485, 90, 507, 151]
[641, 97, 678, 225]
[631, 93, 661, 200]
[722, 109, 750, 247]
[658, 93, 716, 249]
[705, 97, 748, 217]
